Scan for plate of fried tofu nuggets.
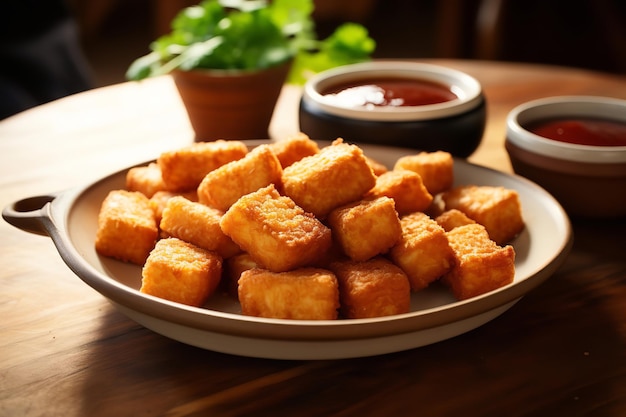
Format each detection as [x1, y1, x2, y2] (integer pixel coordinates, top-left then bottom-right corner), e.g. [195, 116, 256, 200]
[4, 136, 573, 359]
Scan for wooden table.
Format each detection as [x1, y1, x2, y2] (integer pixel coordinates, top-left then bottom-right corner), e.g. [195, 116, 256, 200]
[1, 60, 625, 416]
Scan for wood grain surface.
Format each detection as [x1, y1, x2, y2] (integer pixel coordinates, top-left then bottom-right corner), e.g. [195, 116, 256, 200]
[1, 60, 625, 416]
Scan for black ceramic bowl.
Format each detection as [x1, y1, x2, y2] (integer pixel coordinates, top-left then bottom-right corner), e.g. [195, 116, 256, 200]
[299, 61, 486, 157]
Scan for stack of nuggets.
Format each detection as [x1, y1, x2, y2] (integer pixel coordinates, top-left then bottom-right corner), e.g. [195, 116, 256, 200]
[95, 134, 524, 318]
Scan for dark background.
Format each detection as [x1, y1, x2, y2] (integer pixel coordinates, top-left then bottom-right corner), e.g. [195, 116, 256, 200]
[74, 0, 626, 88]
[2, 0, 625, 119]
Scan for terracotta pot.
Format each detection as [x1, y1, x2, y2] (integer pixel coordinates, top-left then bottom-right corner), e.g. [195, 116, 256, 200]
[171, 61, 291, 141]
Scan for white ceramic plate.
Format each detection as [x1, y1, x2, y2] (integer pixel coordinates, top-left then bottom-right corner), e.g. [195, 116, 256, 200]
[3, 141, 572, 360]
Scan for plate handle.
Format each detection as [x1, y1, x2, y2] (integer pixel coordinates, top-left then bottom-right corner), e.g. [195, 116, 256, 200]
[2, 194, 58, 236]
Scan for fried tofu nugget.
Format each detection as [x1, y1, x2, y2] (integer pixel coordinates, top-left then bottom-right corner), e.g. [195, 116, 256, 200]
[220, 184, 332, 272]
[270, 133, 320, 168]
[435, 209, 476, 232]
[330, 257, 410, 319]
[282, 139, 376, 218]
[238, 267, 339, 320]
[140, 238, 222, 307]
[126, 162, 168, 197]
[394, 151, 454, 195]
[157, 140, 248, 191]
[159, 196, 241, 258]
[328, 197, 402, 262]
[443, 224, 515, 300]
[224, 253, 260, 299]
[95, 190, 158, 265]
[197, 144, 283, 211]
[389, 212, 455, 292]
[149, 190, 198, 224]
[364, 170, 433, 215]
[441, 185, 524, 244]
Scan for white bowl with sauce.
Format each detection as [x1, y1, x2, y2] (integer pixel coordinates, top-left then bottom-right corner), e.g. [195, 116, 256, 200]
[299, 61, 486, 157]
[505, 95, 626, 218]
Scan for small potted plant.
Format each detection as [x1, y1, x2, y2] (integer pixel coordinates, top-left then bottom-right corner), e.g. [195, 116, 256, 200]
[126, 0, 375, 141]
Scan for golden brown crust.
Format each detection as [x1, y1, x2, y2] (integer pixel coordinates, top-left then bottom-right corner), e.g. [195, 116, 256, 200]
[441, 185, 525, 244]
[238, 267, 339, 320]
[159, 196, 241, 258]
[281, 139, 376, 218]
[126, 162, 168, 197]
[327, 197, 402, 262]
[364, 170, 433, 215]
[389, 212, 455, 291]
[269, 133, 320, 168]
[95, 190, 158, 265]
[157, 140, 248, 192]
[443, 224, 515, 300]
[220, 185, 332, 272]
[197, 144, 283, 211]
[394, 151, 454, 195]
[140, 238, 222, 307]
[329, 257, 410, 319]
[149, 190, 198, 224]
[435, 209, 477, 232]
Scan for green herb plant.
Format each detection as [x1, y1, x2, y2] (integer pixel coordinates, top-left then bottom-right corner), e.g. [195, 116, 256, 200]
[126, 0, 376, 84]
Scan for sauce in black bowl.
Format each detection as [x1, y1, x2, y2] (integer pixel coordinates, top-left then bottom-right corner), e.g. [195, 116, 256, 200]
[320, 78, 458, 108]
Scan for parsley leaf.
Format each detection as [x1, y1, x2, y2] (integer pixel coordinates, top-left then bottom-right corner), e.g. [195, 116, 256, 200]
[126, 0, 375, 84]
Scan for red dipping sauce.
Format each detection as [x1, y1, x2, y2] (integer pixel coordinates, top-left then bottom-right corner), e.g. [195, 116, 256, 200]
[527, 117, 626, 146]
[321, 77, 457, 108]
